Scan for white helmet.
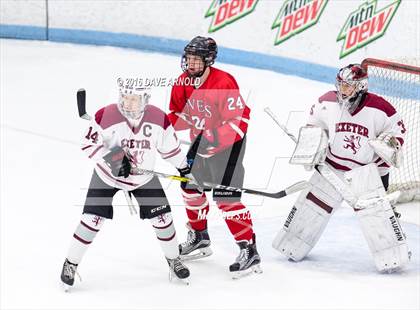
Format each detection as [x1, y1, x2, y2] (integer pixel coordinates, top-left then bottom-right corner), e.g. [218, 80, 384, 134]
[335, 64, 368, 113]
[118, 84, 151, 120]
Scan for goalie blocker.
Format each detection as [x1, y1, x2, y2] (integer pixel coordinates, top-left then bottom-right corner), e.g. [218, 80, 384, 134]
[273, 126, 410, 272]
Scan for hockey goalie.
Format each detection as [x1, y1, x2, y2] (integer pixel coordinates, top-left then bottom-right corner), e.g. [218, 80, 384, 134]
[272, 64, 411, 273]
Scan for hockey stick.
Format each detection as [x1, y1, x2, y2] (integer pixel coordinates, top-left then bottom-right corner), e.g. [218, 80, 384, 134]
[76, 89, 138, 215]
[131, 167, 309, 199]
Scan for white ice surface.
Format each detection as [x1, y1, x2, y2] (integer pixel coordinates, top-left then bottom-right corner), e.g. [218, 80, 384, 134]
[1, 39, 419, 310]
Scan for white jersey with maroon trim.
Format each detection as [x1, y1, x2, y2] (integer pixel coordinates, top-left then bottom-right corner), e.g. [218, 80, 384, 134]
[307, 91, 406, 176]
[81, 103, 186, 191]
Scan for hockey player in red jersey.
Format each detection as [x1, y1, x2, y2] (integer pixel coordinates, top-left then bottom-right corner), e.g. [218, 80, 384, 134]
[272, 64, 410, 273]
[168, 36, 261, 277]
[60, 83, 190, 291]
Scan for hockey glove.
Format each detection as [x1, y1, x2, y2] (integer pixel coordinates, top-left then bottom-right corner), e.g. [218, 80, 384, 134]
[177, 164, 203, 191]
[103, 146, 131, 178]
[197, 129, 218, 155]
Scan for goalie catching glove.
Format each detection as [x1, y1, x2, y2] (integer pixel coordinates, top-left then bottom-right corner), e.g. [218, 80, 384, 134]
[368, 132, 403, 168]
[103, 146, 131, 178]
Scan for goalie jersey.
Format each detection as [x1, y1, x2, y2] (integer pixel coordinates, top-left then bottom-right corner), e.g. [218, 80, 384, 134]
[308, 91, 406, 176]
[81, 103, 186, 191]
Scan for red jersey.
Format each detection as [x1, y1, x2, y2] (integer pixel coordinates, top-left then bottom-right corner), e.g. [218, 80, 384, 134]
[169, 67, 250, 156]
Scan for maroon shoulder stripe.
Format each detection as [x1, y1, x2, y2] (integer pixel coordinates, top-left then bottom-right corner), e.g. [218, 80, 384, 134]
[364, 93, 397, 117]
[95, 104, 126, 130]
[318, 91, 337, 103]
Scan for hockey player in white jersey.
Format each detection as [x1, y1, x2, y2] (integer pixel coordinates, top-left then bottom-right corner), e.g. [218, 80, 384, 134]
[273, 64, 410, 273]
[60, 83, 193, 290]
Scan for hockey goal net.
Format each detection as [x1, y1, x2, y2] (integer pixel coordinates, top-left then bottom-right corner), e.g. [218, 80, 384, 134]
[361, 58, 420, 202]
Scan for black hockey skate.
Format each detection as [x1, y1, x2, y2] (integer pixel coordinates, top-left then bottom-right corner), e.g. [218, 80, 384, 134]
[179, 224, 212, 261]
[166, 257, 190, 284]
[60, 258, 79, 292]
[229, 235, 262, 279]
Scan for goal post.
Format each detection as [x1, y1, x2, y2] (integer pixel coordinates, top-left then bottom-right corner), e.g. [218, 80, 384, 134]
[361, 58, 420, 202]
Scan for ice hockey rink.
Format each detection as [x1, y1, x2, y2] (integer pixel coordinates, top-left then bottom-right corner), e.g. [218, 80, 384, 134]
[1, 39, 419, 310]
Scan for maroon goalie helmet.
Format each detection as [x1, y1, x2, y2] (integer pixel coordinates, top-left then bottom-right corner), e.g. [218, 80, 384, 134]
[336, 64, 368, 113]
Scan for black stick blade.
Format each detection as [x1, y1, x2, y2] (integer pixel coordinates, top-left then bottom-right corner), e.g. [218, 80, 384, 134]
[77, 89, 91, 120]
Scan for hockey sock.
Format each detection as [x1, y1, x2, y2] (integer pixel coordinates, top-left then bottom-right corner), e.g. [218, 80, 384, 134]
[182, 188, 209, 231]
[150, 212, 179, 259]
[67, 213, 105, 264]
[217, 201, 254, 242]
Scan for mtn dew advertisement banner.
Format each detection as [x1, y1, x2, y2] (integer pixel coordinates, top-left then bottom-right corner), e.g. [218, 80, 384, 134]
[271, 0, 329, 45]
[1, 0, 416, 68]
[205, 0, 259, 32]
[337, 0, 401, 58]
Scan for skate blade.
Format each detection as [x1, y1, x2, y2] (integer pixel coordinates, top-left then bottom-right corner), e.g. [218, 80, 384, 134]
[61, 282, 72, 292]
[231, 264, 263, 280]
[168, 271, 190, 285]
[180, 247, 213, 261]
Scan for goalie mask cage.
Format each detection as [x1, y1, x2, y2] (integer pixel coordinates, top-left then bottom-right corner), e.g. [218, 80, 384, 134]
[361, 58, 420, 202]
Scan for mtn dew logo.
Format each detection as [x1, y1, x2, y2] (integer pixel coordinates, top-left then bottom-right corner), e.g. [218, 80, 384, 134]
[337, 0, 401, 59]
[205, 0, 259, 33]
[272, 0, 328, 45]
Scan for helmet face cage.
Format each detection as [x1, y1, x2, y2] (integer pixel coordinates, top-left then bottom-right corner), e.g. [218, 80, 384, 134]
[335, 64, 368, 113]
[181, 36, 218, 76]
[118, 86, 151, 120]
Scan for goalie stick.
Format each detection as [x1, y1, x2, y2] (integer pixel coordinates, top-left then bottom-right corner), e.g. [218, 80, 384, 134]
[263, 107, 297, 143]
[76, 89, 138, 215]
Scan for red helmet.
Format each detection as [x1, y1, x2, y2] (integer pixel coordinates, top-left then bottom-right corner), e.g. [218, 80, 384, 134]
[336, 64, 368, 113]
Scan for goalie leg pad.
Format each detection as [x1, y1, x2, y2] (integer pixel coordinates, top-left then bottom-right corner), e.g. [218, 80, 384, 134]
[272, 171, 343, 261]
[355, 196, 410, 273]
[346, 164, 410, 272]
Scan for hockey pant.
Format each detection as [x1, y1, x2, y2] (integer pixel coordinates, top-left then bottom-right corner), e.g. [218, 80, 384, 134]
[66, 173, 180, 265]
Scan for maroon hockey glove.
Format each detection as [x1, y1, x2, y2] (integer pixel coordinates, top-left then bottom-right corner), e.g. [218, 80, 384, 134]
[103, 146, 131, 178]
